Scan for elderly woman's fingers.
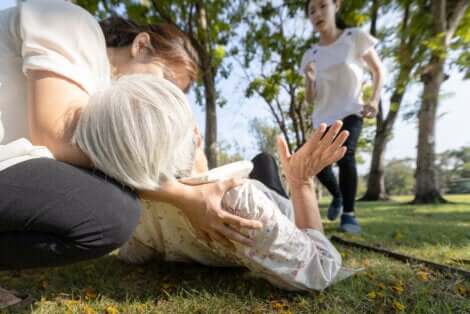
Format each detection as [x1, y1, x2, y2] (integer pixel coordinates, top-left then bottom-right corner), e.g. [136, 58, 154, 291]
[319, 121, 343, 146]
[326, 146, 348, 166]
[329, 130, 349, 152]
[304, 123, 327, 155]
[221, 211, 263, 229]
[276, 135, 291, 168]
[320, 130, 349, 162]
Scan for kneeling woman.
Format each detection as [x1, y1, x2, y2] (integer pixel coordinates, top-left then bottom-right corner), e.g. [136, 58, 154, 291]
[74, 74, 353, 291]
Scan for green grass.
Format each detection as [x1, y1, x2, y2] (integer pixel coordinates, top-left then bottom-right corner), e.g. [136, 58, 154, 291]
[1, 195, 469, 313]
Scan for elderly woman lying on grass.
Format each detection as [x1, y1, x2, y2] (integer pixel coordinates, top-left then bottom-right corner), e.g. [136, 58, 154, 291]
[73, 74, 352, 291]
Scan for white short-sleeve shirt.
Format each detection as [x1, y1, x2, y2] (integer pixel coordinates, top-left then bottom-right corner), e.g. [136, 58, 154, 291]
[300, 28, 377, 128]
[0, 0, 110, 170]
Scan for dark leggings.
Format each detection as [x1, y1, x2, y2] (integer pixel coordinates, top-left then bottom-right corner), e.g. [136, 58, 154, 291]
[249, 153, 288, 198]
[317, 115, 363, 213]
[0, 158, 142, 270]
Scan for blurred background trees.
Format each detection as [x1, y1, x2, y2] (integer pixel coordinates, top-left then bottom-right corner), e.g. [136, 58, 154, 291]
[76, 0, 470, 203]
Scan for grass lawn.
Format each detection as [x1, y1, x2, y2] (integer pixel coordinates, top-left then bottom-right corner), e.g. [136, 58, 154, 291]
[1, 195, 469, 313]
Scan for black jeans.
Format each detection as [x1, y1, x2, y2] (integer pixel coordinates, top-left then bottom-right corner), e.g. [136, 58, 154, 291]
[317, 114, 363, 213]
[0, 158, 141, 270]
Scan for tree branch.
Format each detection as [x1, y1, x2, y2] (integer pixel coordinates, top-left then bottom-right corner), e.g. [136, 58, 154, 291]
[445, 0, 469, 44]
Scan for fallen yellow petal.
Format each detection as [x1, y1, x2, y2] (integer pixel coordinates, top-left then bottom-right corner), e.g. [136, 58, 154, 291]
[416, 271, 430, 282]
[367, 291, 377, 299]
[105, 306, 119, 314]
[392, 300, 405, 312]
[455, 284, 467, 296]
[84, 306, 96, 314]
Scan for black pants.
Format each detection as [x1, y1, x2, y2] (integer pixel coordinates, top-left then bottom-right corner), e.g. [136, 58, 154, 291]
[317, 115, 363, 213]
[0, 158, 141, 270]
[249, 153, 288, 198]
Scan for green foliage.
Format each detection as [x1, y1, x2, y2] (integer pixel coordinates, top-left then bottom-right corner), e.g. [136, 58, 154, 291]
[436, 146, 470, 191]
[250, 118, 280, 156]
[384, 159, 415, 195]
[452, 8, 470, 79]
[462, 162, 470, 177]
[217, 140, 244, 166]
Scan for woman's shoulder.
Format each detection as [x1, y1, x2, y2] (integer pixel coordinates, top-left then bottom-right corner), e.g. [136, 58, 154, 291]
[344, 27, 376, 41]
[19, 0, 110, 94]
[300, 45, 318, 73]
[20, 0, 101, 36]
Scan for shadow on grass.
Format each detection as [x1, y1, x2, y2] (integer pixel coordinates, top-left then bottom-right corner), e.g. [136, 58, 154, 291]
[1, 255, 310, 312]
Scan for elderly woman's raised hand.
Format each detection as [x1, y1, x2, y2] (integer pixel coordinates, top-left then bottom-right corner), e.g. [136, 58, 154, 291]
[277, 121, 349, 187]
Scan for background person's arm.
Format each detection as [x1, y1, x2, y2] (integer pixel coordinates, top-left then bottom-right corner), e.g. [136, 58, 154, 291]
[361, 47, 385, 118]
[304, 62, 316, 105]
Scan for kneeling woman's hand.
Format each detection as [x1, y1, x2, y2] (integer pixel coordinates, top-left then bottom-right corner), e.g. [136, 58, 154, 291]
[179, 178, 262, 249]
[277, 121, 349, 188]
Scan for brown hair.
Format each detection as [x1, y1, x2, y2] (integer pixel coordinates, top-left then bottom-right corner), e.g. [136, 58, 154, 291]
[100, 16, 200, 91]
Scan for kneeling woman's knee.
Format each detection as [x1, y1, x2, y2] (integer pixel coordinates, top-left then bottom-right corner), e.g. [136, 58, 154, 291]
[100, 193, 142, 250]
[77, 184, 142, 254]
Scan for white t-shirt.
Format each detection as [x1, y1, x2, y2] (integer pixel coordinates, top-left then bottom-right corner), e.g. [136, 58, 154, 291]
[300, 28, 378, 128]
[0, 0, 110, 170]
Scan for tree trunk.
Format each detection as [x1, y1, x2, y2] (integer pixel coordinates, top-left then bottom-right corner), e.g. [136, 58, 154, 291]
[203, 67, 218, 168]
[413, 0, 468, 203]
[360, 0, 389, 201]
[195, 3, 218, 168]
[361, 0, 413, 201]
[413, 58, 447, 203]
[361, 87, 407, 200]
[361, 123, 388, 200]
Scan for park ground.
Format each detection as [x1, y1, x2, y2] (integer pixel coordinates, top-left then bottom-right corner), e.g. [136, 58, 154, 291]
[1, 195, 469, 314]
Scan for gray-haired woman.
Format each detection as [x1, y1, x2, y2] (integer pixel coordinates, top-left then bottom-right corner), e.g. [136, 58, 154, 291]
[73, 74, 353, 291]
[0, 0, 259, 308]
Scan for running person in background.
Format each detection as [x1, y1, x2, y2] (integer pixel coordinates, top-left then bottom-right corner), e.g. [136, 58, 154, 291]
[301, 0, 385, 234]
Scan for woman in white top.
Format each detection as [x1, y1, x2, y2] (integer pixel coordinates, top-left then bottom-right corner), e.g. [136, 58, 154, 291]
[71, 74, 352, 291]
[301, 0, 385, 234]
[0, 0, 261, 308]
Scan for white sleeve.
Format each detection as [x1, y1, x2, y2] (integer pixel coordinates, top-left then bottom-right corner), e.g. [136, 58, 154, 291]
[299, 49, 313, 76]
[222, 180, 342, 291]
[19, 0, 110, 94]
[353, 28, 378, 58]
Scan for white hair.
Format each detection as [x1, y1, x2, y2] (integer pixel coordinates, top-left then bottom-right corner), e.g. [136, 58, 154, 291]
[73, 74, 196, 190]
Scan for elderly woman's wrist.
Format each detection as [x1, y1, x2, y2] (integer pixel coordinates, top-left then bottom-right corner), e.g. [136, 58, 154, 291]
[288, 177, 314, 190]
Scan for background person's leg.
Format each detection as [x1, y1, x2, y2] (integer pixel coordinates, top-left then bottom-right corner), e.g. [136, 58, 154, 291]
[337, 115, 363, 234]
[0, 158, 141, 270]
[316, 165, 342, 199]
[317, 165, 343, 221]
[337, 115, 363, 214]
